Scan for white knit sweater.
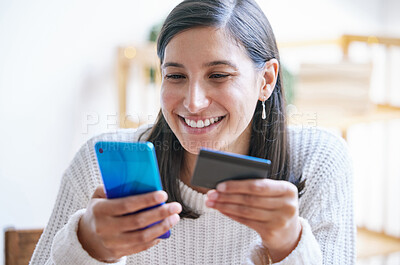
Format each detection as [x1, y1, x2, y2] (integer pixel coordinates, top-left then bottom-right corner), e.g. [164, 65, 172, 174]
[30, 126, 356, 265]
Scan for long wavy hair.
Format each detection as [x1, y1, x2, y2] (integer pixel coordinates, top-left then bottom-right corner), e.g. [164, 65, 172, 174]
[140, 0, 304, 219]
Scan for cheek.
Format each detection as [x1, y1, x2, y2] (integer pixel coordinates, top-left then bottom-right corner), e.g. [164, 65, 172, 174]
[226, 82, 259, 119]
[160, 86, 184, 125]
[160, 86, 178, 110]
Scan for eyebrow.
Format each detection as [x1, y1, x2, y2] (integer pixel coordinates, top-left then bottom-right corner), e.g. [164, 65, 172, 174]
[203, 60, 238, 70]
[162, 62, 185, 69]
[162, 60, 238, 70]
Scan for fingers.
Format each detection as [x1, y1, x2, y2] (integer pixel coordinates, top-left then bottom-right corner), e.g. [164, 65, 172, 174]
[82, 187, 181, 260]
[129, 239, 161, 253]
[127, 213, 180, 242]
[206, 179, 299, 225]
[118, 202, 182, 232]
[210, 201, 292, 231]
[92, 185, 107, 199]
[216, 179, 298, 197]
[106, 238, 162, 259]
[96, 190, 169, 216]
[91, 202, 182, 235]
[122, 239, 161, 255]
[206, 190, 285, 210]
[206, 190, 298, 222]
[208, 201, 274, 222]
[106, 214, 180, 248]
[222, 213, 262, 230]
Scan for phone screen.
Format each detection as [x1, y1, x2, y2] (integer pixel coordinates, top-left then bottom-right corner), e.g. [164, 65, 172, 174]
[94, 141, 170, 239]
[94, 141, 162, 199]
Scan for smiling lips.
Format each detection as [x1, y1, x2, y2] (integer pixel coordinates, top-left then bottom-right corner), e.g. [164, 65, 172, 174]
[181, 116, 225, 128]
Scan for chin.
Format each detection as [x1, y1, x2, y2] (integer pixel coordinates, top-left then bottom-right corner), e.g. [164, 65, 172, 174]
[180, 140, 204, 155]
[180, 137, 229, 154]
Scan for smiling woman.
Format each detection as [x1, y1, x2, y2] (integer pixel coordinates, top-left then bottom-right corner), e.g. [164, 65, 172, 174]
[30, 0, 355, 265]
[161, 27, 265, 153]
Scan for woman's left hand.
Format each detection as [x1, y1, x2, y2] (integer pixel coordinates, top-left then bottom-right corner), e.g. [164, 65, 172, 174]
[205, 179, 302, 262]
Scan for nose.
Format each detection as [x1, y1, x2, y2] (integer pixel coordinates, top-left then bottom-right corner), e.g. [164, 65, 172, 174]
[183, 80, 211, 113]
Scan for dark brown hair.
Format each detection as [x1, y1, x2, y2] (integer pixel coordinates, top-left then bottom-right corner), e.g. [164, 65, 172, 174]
[140, 0, 304, 219]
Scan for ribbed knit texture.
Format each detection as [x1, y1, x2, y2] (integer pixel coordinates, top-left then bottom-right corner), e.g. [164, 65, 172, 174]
[30, 126, 355, 265]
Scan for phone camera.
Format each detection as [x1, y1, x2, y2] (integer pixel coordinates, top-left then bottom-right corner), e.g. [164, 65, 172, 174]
[99, 148, 103, 153]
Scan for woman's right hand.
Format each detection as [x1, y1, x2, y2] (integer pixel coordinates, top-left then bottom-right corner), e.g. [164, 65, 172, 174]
[77, 185, 182, 262]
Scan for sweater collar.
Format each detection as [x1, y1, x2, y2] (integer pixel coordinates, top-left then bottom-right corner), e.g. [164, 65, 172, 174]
[179, 180, 216, 214]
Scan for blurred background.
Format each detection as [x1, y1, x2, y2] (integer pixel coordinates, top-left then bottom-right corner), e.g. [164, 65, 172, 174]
[1, 0, 399, 264]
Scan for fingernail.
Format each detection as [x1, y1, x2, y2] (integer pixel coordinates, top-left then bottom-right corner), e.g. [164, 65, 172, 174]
[207, 190, 218, 200]
[205, 200, 215, 207]
[169, 214, 180, 226]
[216, 183, 226, 192]
[169, 203, 182, 214]
[156, 191, 167, 202]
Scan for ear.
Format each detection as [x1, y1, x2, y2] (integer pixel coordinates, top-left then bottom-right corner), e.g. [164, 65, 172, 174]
[258, 58, 279, 101]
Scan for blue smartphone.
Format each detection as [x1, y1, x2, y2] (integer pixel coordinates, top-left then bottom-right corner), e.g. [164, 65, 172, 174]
[94, 141, 170, 239]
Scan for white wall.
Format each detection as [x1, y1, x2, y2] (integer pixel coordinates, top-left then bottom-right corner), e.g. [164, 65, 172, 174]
[259, 0, 383, 41]
[0, 0, 399, 263]
[382, 0, 400, 34]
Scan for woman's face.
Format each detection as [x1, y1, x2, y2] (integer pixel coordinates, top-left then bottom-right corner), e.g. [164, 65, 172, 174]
[160, 27, 264, 155]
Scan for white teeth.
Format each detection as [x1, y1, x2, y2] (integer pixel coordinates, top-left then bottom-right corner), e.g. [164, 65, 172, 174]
[184, 116, 223, 128]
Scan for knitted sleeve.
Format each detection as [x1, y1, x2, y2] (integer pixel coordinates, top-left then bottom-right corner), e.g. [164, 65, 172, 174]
[246, 217, 322, 265]
[246, 128, 355, 265]
[296, 129, 356, 265]
[29, 133, 131, 265]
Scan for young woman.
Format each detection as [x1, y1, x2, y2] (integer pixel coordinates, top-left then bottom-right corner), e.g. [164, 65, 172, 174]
[30, 0, 355, 264]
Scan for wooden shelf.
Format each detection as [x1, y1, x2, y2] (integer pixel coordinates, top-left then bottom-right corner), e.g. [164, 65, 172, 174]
[357, 227, 400, 259]
[289, 104, 400, 139]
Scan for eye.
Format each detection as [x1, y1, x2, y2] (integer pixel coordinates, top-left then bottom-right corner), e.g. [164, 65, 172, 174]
[165, 74, 186, 80]
[209, 73, 230, 79]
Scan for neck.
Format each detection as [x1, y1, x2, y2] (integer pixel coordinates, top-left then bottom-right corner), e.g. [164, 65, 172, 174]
[180, 151, 211, 194]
